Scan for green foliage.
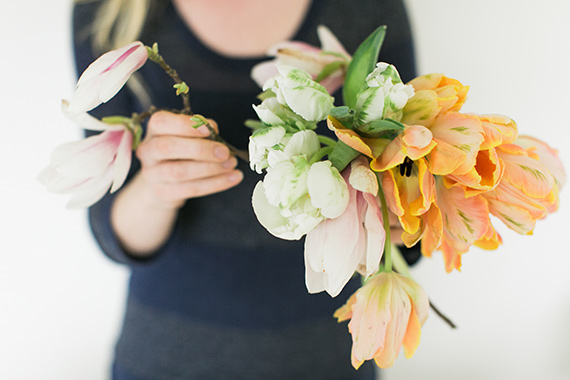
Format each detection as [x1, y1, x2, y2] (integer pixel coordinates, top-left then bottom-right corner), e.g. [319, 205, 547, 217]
[355, 118, 405, 138]
[315, 60, 345, 83]
[173, 82, 189, 95]
[329, 106, 355, 129]
[342, 26, 386, 109]
[329, 140, 360, 172]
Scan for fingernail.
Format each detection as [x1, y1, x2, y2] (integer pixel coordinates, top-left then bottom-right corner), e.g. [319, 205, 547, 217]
[222, 157, 237, 169]
[215, 146, 229, 160]
[228, 171, 243, 183]
[197, 125, 210, 135]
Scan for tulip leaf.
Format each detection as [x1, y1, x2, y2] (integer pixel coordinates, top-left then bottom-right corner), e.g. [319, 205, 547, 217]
[355, 118, 405, 138]
[244, 119, 265, 130]
[257, 89, 276, 101]
[315, 60, 345, 83]
[329, 140, 360, 172]
[342, 26, 387, 109]
[329, 106, 355, 129]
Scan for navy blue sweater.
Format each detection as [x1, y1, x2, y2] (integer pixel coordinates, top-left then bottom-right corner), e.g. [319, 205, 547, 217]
[74, 1, 418, 379]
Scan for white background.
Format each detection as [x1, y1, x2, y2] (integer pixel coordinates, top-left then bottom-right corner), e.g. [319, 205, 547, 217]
[1, 1, 569, 379]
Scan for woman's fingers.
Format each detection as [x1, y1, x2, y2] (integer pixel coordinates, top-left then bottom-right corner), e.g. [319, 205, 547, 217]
[142, 157, 238, 183]
[147, 111, 215, 138]
[136, 110, 242, 203]
[150, 170, 244, 202]
[137, 135, 230, 165]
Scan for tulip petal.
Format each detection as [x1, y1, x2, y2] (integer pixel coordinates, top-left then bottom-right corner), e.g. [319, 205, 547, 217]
[446, 148, 504, 196]
[428, 113, 484, 175]
[328, 116, 375, 158]
[402, 304, 422, 359]
[436, 182, 490, 271]
[304, 185, 361, 296]
[350, 276, 392, 369]
[357, 192, 385, 278]
[317, 25, 350, 56]
[252, 181, 305, 240]
[476, 114, 518, 149]
[348, 156, 379, 195]
[474, 221, 503, 250]
[498, 148, 555, 199]
[516, 135, 566, 189]
[401, 90, 441, 127]
[251, 60, 279, 88]
[486, 197, 536, 235]
[373, 281, 410, 369]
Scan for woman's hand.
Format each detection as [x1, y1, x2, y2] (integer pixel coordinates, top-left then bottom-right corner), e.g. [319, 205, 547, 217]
[110, 111, 243, 256]
[136, 111, 244, 209]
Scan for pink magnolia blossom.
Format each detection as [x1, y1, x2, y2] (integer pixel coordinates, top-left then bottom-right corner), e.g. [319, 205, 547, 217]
[67, 41, 148, 115]
[251, 25, 350, 94]
[38, 102, 133, 208]
[304, 157, 385, 297]
[335, 272, 429, 369]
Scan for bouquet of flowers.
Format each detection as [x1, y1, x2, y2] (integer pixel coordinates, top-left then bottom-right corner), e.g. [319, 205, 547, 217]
[39, 25, 565, 370]
[247, 25, 565, 369]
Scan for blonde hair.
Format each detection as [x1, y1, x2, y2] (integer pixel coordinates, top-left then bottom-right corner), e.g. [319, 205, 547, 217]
[76, 0, 155, 108]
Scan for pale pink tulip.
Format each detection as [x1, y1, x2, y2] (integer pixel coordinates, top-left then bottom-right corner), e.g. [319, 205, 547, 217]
[38, 102, 133, 208]
[304, 157, 385, 297]
[251, 25, 350, 94]
[67, 41, 148, 115]
[335, 272, 429, 369]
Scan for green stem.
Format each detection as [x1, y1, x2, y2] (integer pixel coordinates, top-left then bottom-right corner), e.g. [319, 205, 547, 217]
[391, 244, 411, 278]
[376, 173, 392, 272]
[309, 146, 334, 165]
[318, 135, 338, 148]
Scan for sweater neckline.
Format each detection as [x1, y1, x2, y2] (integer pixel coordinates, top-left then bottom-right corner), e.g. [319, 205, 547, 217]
[169, 0, 320, 68]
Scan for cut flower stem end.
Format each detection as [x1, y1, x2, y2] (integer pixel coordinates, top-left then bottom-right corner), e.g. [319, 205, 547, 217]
[392, 245, 457, 329]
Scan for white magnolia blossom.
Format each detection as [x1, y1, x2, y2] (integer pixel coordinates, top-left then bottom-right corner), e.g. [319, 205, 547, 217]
[354, 62, 415, 125]
[38, 102, 133, 208]
[67, 41, 148, 115]
[264, 65, 334, 122]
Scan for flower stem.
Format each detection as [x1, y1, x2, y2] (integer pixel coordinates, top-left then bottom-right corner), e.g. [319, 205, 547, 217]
[318, 135, 338, 148]
[145, 44, 249, 162]
[146, 45, 192, 115]
[376, 173, 392, 272]
[391, 244, 411, 278]
[309, 146, 334, 165]
[429, 300, 457, 329]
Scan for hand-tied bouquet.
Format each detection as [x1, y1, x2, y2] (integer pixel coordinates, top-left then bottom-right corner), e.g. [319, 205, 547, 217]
[39, 25, 565, 370]
[247, 25, 566, 369]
